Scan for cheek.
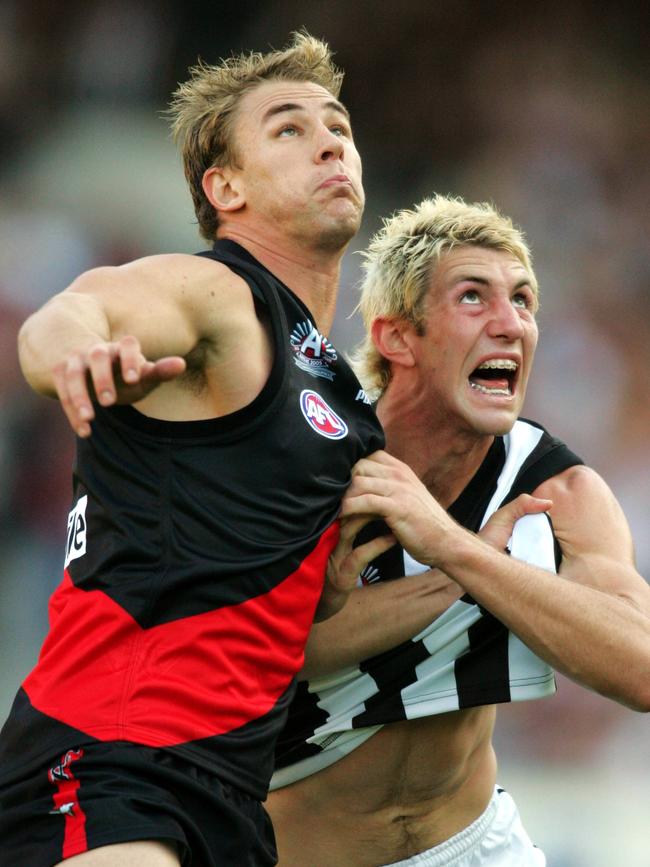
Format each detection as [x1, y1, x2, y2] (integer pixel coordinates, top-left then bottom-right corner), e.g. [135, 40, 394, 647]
[424, 343, 455, 381]
[248, 171, 301, 205]
[525, 325, 539, 357]
[350, 153, 364, 185]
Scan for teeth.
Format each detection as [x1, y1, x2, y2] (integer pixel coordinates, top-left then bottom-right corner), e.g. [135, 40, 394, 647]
[476, 359, 518, 370]
[470, 382, 511, 396]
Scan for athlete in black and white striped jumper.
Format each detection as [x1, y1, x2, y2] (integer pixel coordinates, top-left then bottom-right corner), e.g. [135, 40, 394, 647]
[268, 196, 650, 867]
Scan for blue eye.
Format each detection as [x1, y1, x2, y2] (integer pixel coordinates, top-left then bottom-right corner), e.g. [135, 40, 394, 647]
[512, 293, 529, 309]
[278, 126, 298, 137]
[460, 290, 481, 304]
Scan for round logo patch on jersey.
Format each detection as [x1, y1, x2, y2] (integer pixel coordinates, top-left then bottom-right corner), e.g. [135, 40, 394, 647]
[300, 390, 348, 440]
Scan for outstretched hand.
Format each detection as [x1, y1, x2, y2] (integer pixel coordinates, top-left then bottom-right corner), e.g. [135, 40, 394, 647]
[51, 335, 186, 437]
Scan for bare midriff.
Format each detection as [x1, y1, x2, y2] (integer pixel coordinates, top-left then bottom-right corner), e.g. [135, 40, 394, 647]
[267, 705, 497, 867]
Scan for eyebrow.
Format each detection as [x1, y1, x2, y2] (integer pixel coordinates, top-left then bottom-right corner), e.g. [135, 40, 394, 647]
[262, 99, 350, 124]
[456, 276, 532, 290]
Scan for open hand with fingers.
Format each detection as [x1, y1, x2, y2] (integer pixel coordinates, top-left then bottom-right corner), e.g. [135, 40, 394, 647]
[339, 450, 461, 567]
[339, 450, 552, 570]
[316, 453, 552, 622]
[51, 335, 186, 438]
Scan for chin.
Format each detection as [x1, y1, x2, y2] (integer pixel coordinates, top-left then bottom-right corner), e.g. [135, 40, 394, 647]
[491, 419, 517, 437]
[315, 215, 361, 251]
[460, 404, 518, 438]
[476, 413, 517, 437]
[460, 386, 522, 435]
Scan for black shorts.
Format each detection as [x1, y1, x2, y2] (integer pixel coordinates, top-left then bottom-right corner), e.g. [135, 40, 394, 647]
[0, 741, 277, 867]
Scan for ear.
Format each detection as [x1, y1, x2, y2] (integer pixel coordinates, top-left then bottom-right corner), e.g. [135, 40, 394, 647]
[371, 317, 417, 370]
[202, 166, 245, 213]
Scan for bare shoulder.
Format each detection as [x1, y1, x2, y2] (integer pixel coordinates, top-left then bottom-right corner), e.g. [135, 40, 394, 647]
[535, 464, 631, 549]
[65, 253, 259, 340]
[67, 252, 246, 297]
[79, 253, 249, 300]
[123, 253, 244, 284]
[535, 464, 616, 512]
[535, 465, 648, 600]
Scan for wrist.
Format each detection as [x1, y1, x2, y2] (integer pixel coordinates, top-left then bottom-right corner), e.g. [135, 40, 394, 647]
[435, 526, 488, 576]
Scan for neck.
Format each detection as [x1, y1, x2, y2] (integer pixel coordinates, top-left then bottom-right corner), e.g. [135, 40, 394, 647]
[218, 224, 346, 334]
[377, 383, 495, 509]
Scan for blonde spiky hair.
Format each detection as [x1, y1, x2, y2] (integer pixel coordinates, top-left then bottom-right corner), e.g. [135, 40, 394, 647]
[168, 31, 343, 241]
[351, 195, 538, 398]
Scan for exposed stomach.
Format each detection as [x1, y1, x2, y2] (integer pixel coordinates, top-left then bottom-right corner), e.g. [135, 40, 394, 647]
[267, 705, 497, 867]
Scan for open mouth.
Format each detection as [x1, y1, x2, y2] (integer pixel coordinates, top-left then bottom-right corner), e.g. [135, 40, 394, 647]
[468, 359, 518, 397]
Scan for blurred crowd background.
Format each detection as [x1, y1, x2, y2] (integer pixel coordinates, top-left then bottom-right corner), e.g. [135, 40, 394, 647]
[1, 2, 648, 864]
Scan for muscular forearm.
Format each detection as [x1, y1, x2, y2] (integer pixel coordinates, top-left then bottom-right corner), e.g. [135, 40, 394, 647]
[302, 569, 461, 680]
[439, 532, 650, 711]
[312, 488, 548, 682]
[18, 292, 111, 396]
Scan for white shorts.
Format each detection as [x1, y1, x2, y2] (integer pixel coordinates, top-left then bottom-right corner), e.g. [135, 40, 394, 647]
[382, 787, 545, 867]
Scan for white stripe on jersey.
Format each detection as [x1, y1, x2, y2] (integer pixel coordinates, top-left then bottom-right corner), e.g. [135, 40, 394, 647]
[479, 423, 544, 529]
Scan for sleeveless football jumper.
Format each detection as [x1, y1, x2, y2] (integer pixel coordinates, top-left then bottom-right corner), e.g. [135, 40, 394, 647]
[0, 240, 384, 800]
[272, 419, 582, 788]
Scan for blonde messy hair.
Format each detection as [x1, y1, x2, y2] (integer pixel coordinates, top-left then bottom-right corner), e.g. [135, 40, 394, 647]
[351, 195, 538, 398]
[168, 31, 344, 240]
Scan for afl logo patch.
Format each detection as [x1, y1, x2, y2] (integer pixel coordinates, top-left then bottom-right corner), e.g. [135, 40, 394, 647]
[300, 390, 348, 440]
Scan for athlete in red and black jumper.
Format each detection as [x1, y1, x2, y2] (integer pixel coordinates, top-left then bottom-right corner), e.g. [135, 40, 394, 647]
[1, 34, 383, 867]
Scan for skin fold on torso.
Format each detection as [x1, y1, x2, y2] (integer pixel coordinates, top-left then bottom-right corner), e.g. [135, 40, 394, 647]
[269, 705, 497, 867]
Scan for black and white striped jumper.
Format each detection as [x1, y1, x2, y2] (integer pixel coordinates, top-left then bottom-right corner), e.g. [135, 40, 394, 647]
[271, 418, 583, 789]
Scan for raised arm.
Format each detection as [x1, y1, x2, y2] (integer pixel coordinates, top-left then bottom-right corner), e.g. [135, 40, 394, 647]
[341, 452, 650, 710]
[18, 254, 257, 436]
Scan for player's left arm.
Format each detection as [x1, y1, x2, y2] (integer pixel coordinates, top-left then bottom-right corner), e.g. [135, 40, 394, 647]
[342, 452, 650, 710]
[531, 465, 650, 696]
[537, 465, 649, 612]
[446, 464, 650, 710]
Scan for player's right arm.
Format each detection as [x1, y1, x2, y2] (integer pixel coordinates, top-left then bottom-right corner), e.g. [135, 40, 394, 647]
[18, 253, 254, 436]
[305, 492, 550, 677]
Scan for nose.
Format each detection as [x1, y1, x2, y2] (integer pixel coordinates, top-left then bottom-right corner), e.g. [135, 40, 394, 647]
[315, 125, 344, 163]
[486, 297, 525, 341]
